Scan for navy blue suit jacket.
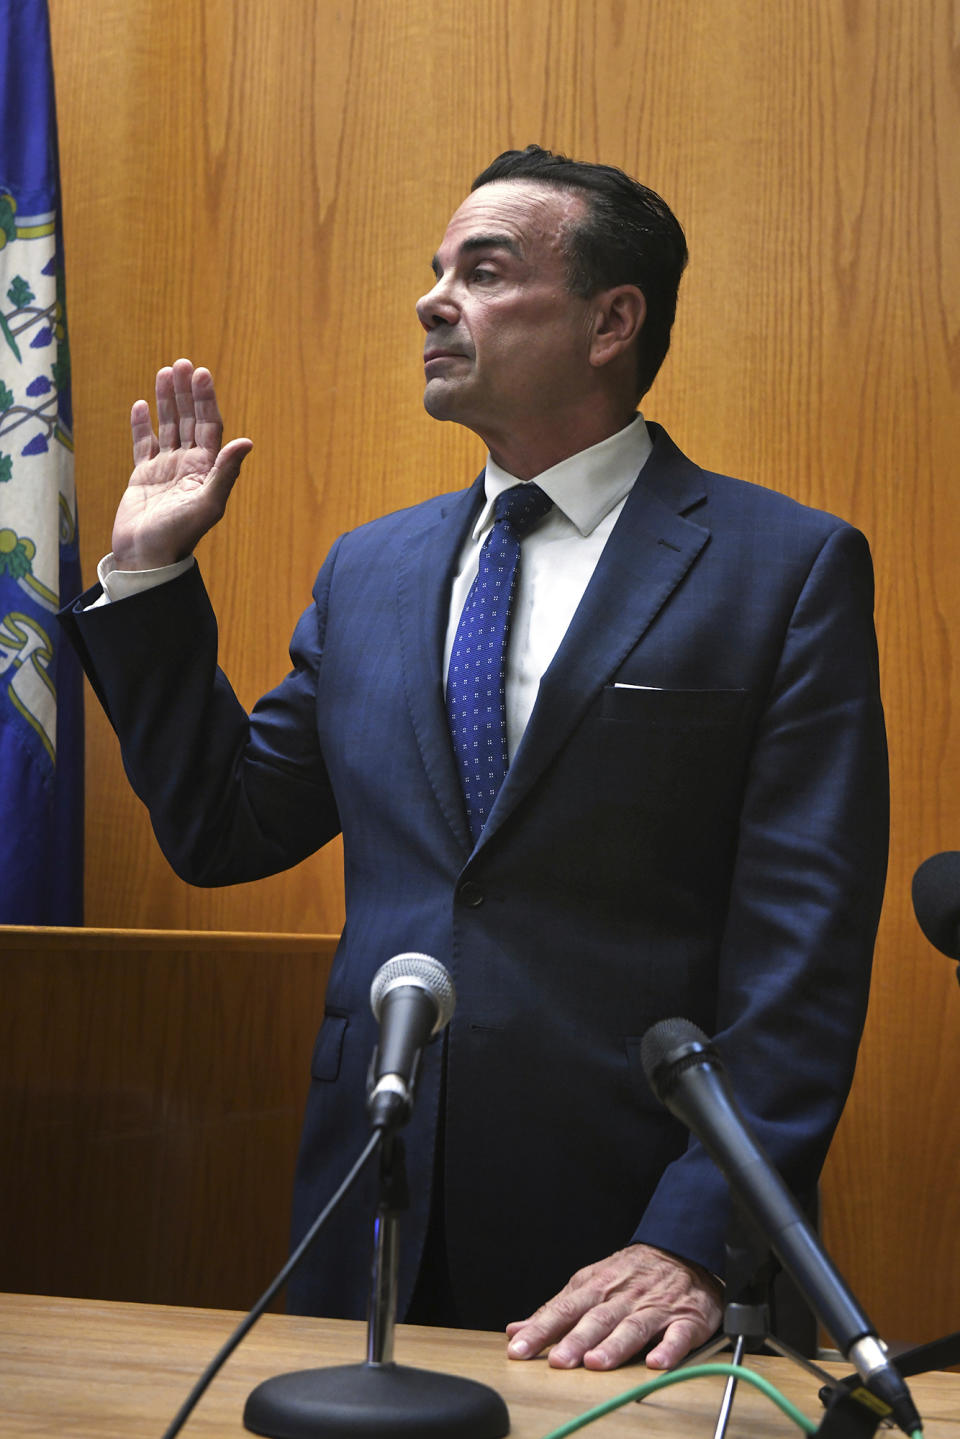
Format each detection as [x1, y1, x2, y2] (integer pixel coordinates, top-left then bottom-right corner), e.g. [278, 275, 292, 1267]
[62, 424, 888, 1330]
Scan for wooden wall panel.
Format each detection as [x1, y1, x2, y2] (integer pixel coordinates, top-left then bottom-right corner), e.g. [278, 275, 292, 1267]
[0, 927, 335, 1310]
[41, 0, 960, 1348]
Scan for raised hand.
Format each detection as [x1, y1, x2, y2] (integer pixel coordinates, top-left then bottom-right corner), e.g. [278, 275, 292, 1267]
[111, 358, 253, 569]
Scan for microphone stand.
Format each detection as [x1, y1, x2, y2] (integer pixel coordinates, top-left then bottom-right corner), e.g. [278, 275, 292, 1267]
[365, 1129, 405, 1369]
[674, 1208, 887, 1439]
[244, 1132, 509, 1439]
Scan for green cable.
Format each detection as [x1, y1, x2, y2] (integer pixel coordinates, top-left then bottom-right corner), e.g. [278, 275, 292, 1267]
[538, 1361, 819, 1439]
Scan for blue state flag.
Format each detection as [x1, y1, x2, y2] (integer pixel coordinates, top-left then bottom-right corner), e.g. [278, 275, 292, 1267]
[0, 0, 83, 923]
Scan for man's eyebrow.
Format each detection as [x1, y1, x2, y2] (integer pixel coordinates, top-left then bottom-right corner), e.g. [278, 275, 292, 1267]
[431, 234, 523, 276]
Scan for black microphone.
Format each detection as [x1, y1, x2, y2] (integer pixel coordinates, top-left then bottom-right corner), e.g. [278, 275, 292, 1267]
[912, 851, 960, 964]
[641, 1018, 921, 1436]
[366, 953, 456, 1130]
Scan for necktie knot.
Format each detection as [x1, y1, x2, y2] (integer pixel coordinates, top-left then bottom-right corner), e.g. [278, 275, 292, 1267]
[492, 482, 553, 540]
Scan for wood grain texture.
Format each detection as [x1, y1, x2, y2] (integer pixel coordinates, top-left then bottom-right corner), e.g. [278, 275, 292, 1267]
[41, 0, 960, 1348]
[3, 1294, 960, 1439]
[0, 928, 336, 1310]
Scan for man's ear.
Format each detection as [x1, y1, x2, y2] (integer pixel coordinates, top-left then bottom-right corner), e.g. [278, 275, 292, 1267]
[589, 285, 646, 369]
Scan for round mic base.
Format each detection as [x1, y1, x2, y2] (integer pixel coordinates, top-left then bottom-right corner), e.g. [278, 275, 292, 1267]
[243, 1360, 510, 1439]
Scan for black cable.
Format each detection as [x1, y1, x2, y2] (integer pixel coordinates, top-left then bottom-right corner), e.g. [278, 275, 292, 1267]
[160, 1128, 382, 1439]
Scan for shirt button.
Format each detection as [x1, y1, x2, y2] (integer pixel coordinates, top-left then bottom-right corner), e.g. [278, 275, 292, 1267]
[457, 881, 485, 908]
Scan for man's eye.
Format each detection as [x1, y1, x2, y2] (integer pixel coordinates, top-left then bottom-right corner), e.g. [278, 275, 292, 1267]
[471, 267, 495, 283]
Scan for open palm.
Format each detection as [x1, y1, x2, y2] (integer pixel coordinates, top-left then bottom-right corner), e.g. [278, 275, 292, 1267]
[112, 358, 252, 569]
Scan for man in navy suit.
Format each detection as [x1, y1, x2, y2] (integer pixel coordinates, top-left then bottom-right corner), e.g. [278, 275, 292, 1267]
[61, 147, 887, 1372]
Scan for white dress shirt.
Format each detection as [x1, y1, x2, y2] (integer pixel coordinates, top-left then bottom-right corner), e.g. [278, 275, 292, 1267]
[94, 414, 653, 761]
[444, 413, 652, 758]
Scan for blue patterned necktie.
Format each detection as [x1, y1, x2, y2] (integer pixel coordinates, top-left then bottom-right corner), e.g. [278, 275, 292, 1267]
[446, 482, 554, 843]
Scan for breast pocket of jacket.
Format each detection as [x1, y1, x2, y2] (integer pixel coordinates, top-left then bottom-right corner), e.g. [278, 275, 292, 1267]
[595, 686, 751, 838]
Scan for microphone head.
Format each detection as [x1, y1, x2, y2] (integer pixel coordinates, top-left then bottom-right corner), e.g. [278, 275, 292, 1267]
[370, 952, 456, 1033]
[912, 851, 960, 960]
[640, 1017, 718, 1103]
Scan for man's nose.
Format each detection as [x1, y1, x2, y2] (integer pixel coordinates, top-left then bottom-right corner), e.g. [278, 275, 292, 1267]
[416, 276, 459, 331]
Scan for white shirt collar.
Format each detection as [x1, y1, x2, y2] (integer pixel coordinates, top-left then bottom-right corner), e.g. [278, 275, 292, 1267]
[475, 413, 653, 540]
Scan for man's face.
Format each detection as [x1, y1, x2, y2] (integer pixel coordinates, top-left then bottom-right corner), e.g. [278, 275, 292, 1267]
[416, 180, 596, 451]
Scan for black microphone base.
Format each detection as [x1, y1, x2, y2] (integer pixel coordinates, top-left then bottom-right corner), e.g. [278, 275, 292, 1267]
[243, 1361, 510, 1439]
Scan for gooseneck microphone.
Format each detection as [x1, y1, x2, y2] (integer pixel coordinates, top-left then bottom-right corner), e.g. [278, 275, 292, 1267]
[367, 953, 456, 1130]
[912, 850, 960, 965]
[641, 1018, 921, 1436]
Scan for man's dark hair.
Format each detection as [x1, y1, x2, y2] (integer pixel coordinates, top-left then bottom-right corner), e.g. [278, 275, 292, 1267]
[471, 145, 688, 398]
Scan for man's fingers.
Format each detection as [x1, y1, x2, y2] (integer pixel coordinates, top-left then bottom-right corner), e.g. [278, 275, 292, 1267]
[559, 1303, 717, 1372]
[547, 1302, 642, 1369]
[130, 399, 158, 465]
[507, 1246, 723, 1373]
[156, 366, 179, 451]
[580, 1307, 665, 1370]
[148, 360, 230, 457]
[203, 437, 253, 512]
[173, 358, 197, 449]
[508, 1295, 663, 1371]
[191, 365, 225, 455]
[509, 1294, 708, 1373]
[217, 436, 254, 469]
[506, 1292, 592, 1359]
[644, 1315, 712, 1371]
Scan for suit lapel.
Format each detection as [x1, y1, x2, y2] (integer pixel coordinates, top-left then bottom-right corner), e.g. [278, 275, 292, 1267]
[396, 475, 484, 852]
[478, 426, 711, 849]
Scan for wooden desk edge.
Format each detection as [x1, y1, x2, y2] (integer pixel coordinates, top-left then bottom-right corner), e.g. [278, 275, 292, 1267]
[1, 1293, 958, 1438]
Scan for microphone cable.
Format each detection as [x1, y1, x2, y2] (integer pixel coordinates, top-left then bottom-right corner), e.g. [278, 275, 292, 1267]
[538, 1362, 924, 1439]
[160, 1128, 381, 1439]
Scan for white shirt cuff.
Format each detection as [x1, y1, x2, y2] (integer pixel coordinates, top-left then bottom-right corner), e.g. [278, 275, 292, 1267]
[88, 553, 196, 608]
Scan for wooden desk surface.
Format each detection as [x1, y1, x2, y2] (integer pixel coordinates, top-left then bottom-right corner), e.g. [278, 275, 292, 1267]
[1, 1292, 958, 1438]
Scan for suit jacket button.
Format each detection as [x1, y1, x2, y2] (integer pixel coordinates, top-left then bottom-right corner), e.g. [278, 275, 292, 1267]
[457, 881, 485, 907]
